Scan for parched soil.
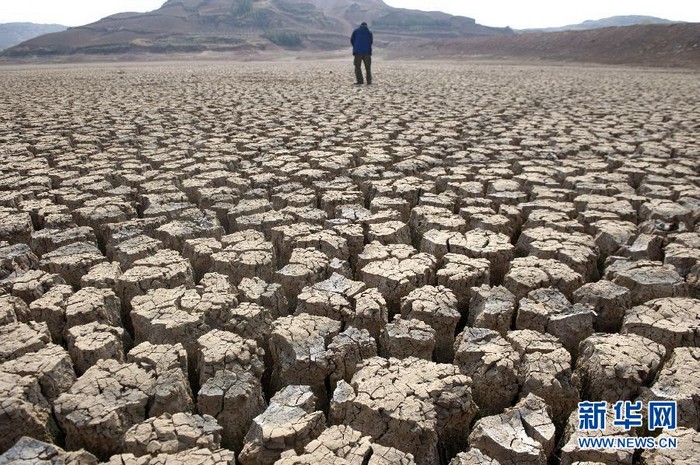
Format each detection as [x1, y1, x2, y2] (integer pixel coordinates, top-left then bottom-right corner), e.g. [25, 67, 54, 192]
[0, 60, 699, 465]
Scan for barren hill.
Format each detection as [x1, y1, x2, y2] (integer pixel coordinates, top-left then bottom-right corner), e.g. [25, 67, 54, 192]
[404, 23, 700, 68]
[2, 0, 510, 57]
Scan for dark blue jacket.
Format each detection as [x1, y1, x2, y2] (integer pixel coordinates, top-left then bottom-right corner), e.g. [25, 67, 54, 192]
[351, 25, 373, 55]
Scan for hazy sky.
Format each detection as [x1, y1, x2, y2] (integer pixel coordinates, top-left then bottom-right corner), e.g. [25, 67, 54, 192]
[1, 0, 698, 29]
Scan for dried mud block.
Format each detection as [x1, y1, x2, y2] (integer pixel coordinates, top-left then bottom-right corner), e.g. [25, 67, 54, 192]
[276, 424, 416, 465]
[30, 226, 97, 258]
[504, 257, 583, 301]
[239, 385, 326, 465]
[380, 316, 435, 360]
[0, 321, 50, 363]
[196, 329, 264, 386]
[590, 220, 637, 258]
[516, 227, 599, 281]
[109, 235, 163, 270]
[640, 427, 700, 465]
[66, 322, 126, 375]
[28, 283, 73, 343]
[320, 190, 364, 218]
[226, 302, 273, 355]
[0, 373, 58, 453]
[573, 195, 636, 223]
[154, 219, 224, 254]
[516, 288, 595, 356]
[295, 229, 351, 263]
[468, 394, 555, 465]
[664, 232, 700, 277]
[468, 285, 516, 335]
[371, 196, 412, 223]
[640, 199, 694, 230]
[560, 408, 633, 465]
[123, 412, 222, 457]
[457, 229, 514, 285]
[0, 209, 33, 245]
[65, 286, 121, 329]
[212, 234, 275, 285]
[573, 280, 631, 333]
[0, 343, 76, 402]
[437, 254, 490, 309]
[197, 370, 267, 452]
[117, 250, 195, 310]
[449, 448, 502, 465]
[38, 242, 106, 287]
[327, 326, 378, 391]
[127, 342, 193, 416]
[0, 295, 30, 326]
[618, 232, 664, 261]
[361, 251, 437, 309]
[53, 359, 156, 460]
[2, 270, 66, 305]
[506, 330, 579, 426]
[271, 223, 323, 266]
[129, 278, 238, 361]
[574, 333, 665, 402]
[270, 314, 341, 402]
[420, 229, 463, 261]
[80, 261, 122, 290]
[525, 216, 585, 237]
[102, 217, 168, 252]
[0, 436, 98, 465]
[400, 285, 460, 362]
[275, 248, 330, 307]
[105, 447, 235, 465]
[637, 347, 700, 429]
[356, 241, 417, 270]
[604, 259, 688, 306]
[232, 210, 294, 239]
[0, 244, 38, 280]
[296, 273, 366, 324]
[331, 356, 478, 465]
[409, 205, 466, 245]
[73, 201, 137, 242]
[182, 237, 223, 282]
[454, 327, 520, 415]
[238, 277, 288, 319]
[351, 288, 389, 341]
[621, 297, 700, 353]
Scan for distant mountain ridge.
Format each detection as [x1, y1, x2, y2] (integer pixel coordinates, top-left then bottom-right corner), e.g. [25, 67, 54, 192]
[2, 0, 511, 56]
[525, 15, 676, 33]
[0, 22, 66, 50]
[401, 23, 700, 68]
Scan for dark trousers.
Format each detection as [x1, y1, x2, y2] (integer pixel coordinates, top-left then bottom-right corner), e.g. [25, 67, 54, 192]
[354, 54, 372, 84]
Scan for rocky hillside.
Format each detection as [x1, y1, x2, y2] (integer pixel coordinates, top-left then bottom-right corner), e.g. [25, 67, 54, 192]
[2, 0, 510, 56]
[402, 23, 700, 68]
[0, 23, 66, 50]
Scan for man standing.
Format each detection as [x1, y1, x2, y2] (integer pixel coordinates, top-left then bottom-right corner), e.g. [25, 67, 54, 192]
[351, 22, 373, 85]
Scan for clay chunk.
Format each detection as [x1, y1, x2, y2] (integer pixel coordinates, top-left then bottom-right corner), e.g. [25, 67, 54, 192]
[123, 412, 222, 457]
[574, 333, 665, 402]
[239, 385, 326, 465]
[53, 359, 157, 460]
[468, 394, 556, 465]
[331, 356, 478, 465]
[0, 436, 97, 465]
[276, 425, 416, 465]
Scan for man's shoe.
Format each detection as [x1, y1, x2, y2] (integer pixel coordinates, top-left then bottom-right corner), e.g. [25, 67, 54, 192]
[355, 82, 363, 86]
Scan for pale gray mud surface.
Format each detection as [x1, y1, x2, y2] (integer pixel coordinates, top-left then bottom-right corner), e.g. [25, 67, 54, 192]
[0, 61, 698, 464]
